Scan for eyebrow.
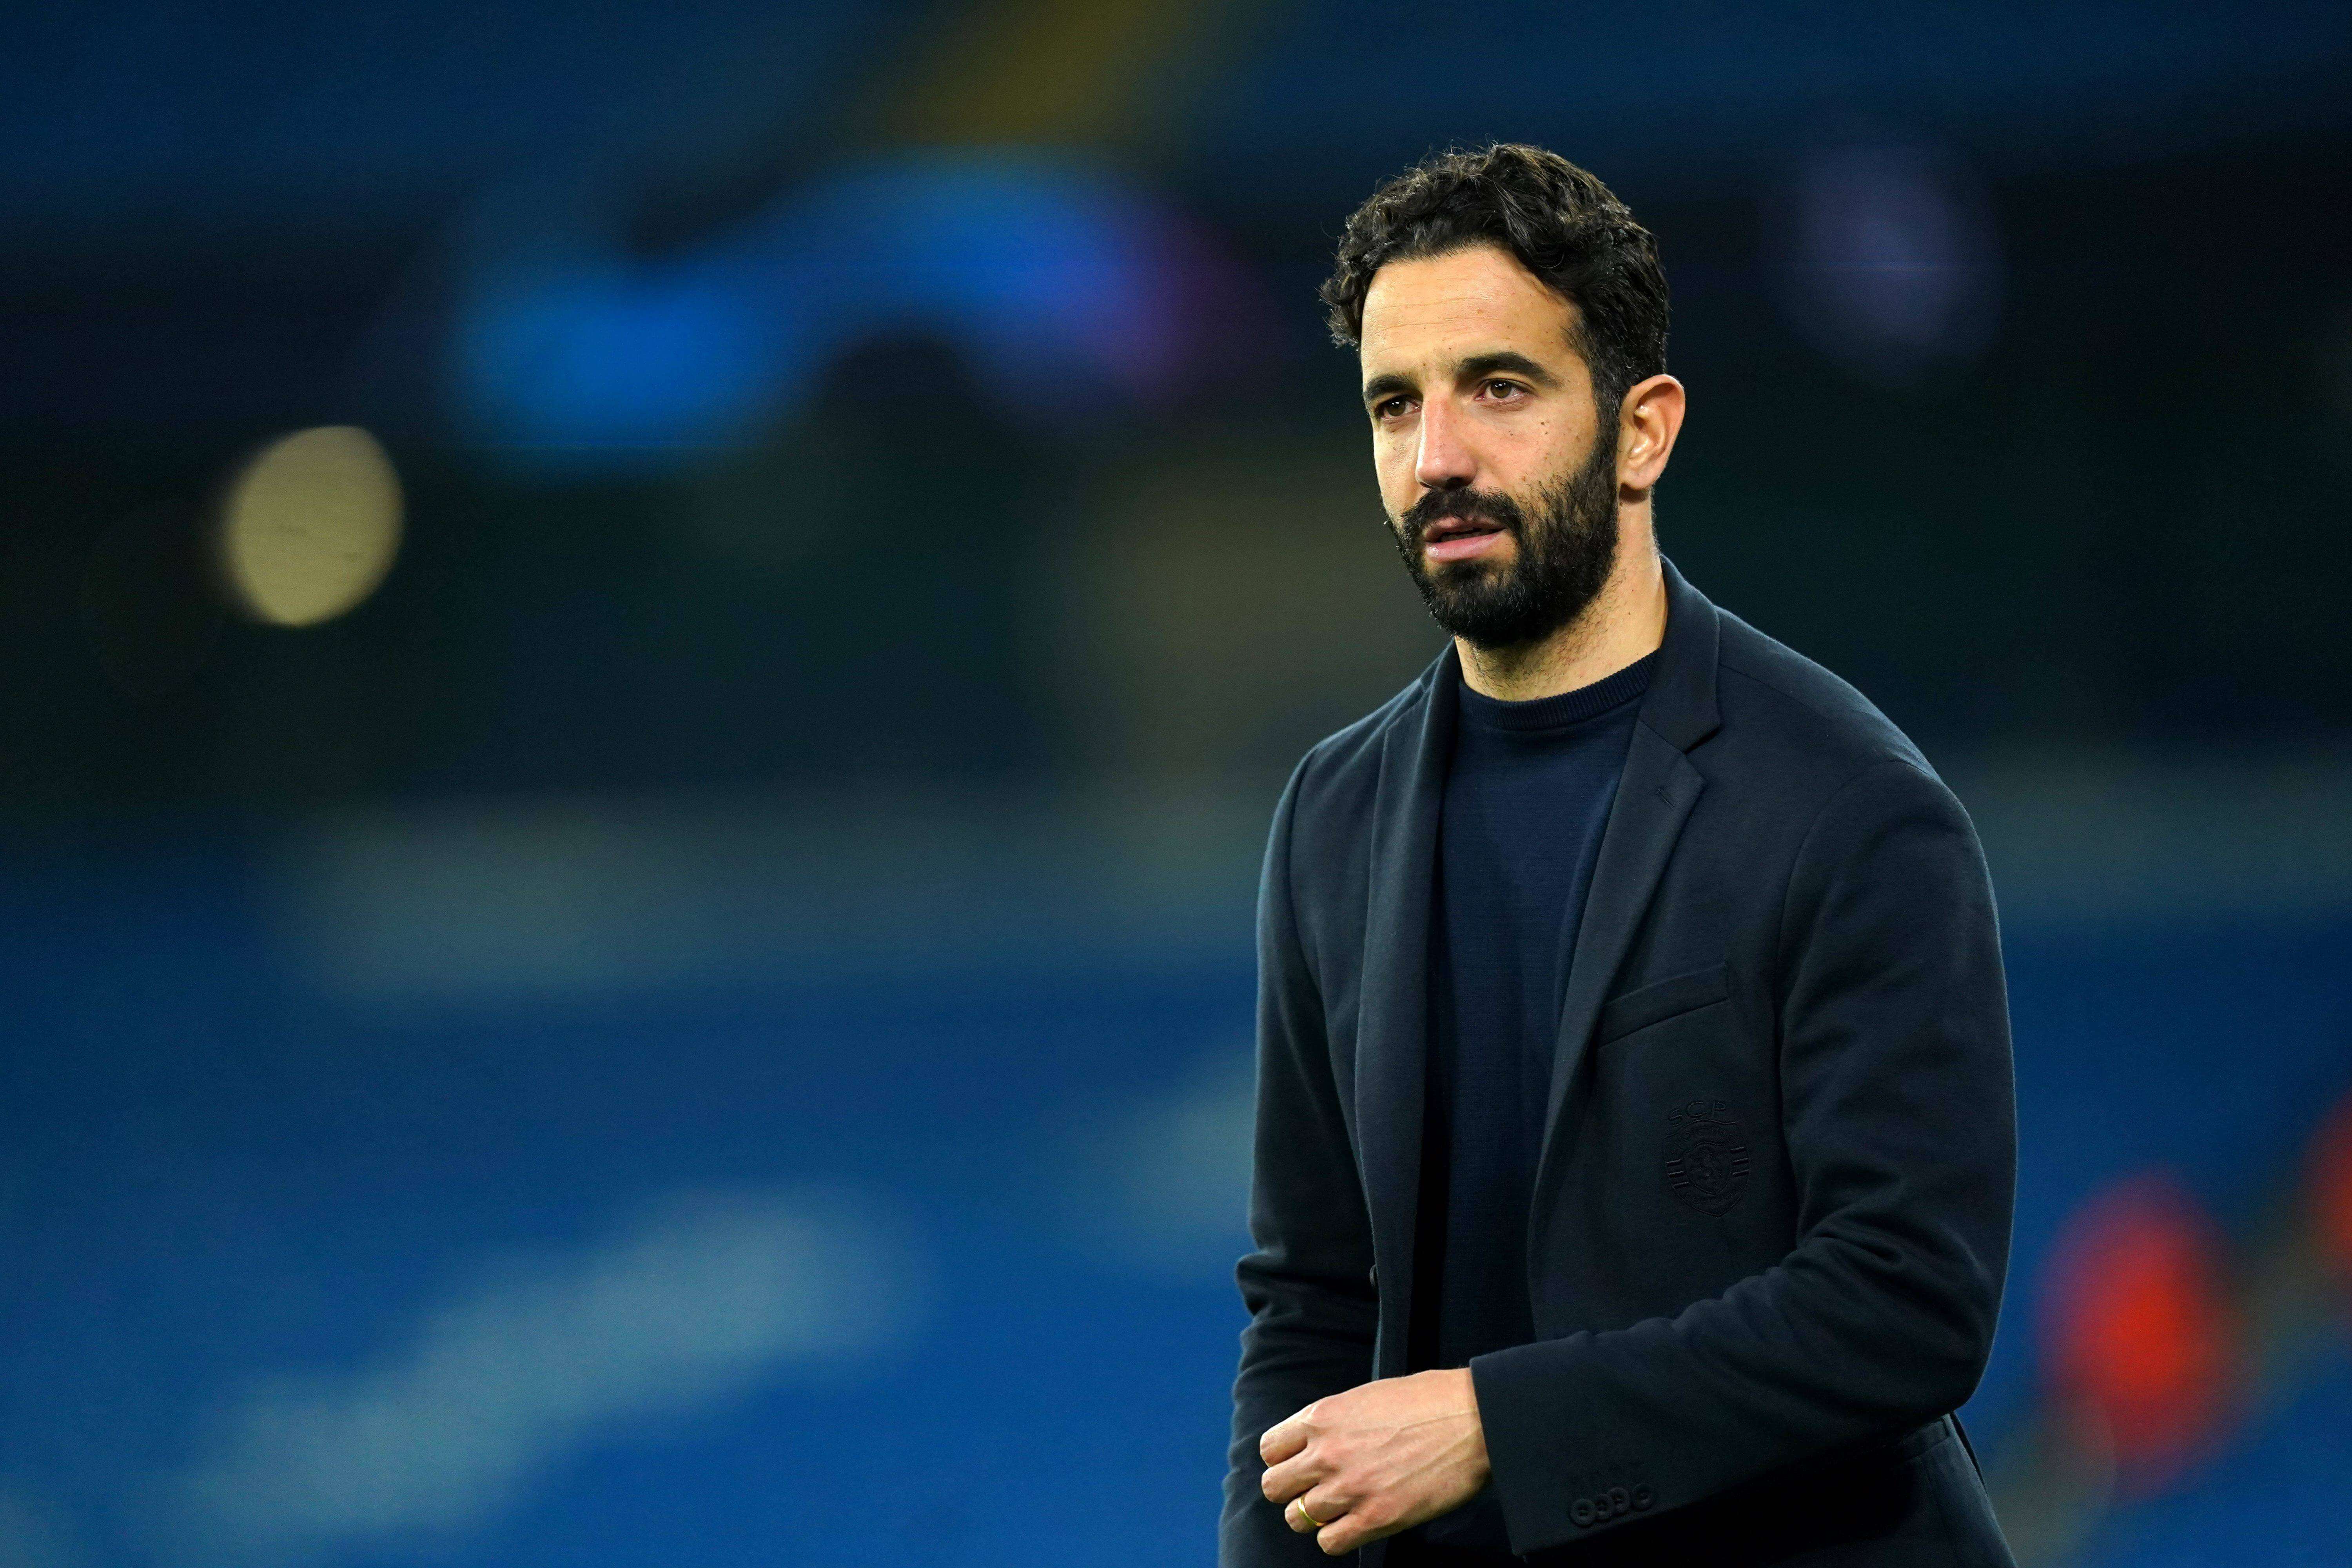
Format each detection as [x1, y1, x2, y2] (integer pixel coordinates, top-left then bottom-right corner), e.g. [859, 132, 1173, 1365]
[1457, 350, 1562, 388]
[1361, 349, 1564, 409]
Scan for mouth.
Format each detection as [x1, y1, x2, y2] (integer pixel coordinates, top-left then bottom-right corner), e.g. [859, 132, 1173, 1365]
[1420, 513, 1509, 563]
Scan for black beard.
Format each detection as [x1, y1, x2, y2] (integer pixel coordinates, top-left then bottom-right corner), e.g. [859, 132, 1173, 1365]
[1390, 430, 1620, 650]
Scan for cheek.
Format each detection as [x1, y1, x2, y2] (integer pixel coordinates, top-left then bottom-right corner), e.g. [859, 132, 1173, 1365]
[1373, 449, 1418, 517]
[1497, 423, 1590, 497]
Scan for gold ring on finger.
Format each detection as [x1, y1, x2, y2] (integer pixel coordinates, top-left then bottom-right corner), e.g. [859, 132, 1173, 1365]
[1295, 1498, 1330, 1530]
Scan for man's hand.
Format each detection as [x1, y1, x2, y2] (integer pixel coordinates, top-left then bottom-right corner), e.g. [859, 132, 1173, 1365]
[1257, 1368, 1491, 1555]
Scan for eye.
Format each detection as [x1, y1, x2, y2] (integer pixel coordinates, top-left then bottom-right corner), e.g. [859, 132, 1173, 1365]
[1374, 396, 1412, 420]
[1483, 379, 1527, 400]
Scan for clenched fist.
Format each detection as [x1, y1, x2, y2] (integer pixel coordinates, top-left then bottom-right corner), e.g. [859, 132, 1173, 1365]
[1256, 1368, 1492, 1556]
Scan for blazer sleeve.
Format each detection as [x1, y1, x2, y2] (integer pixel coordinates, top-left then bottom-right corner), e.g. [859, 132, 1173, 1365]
[1220, 761, 1381, 1567]
[1470, 757, 2016, 1553]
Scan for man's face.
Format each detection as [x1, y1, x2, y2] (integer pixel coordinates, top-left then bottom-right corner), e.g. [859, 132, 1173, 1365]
[1358, 244, 1621, 650]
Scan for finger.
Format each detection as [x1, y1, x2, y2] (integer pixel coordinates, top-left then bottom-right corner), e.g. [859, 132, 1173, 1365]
[1318, 1493, 1412, 1557]
[1259, 1405, 1315, 1466]
[1259, 1447, 1324, 1504]
[1316, 1512, 1382, 1557]
[1286, 1491, 1348, 1537]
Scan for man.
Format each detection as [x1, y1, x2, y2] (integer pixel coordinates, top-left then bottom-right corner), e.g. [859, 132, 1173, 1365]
[1221, 144, 2016, 1566]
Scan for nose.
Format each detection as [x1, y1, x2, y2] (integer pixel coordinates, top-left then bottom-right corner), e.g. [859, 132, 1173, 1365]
[1413, 395, 1478, 494]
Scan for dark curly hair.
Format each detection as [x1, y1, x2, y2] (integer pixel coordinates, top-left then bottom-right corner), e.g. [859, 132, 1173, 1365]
[1320, 143, 1669, 419]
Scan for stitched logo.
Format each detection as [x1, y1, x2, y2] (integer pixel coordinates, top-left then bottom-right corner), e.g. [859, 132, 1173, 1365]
[1664, 1098, 1751, 1216]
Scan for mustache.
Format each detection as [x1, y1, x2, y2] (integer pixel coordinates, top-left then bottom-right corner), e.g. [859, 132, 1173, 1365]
[1401, 486, 1528, 543]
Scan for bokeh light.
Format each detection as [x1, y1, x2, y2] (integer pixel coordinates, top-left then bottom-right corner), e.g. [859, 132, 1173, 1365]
[217, 425, 403, 626]
[2040, 1174, 2234, 1489]
[1771, 141, 2001, 385]
[2310, 1094, 2352, 1280]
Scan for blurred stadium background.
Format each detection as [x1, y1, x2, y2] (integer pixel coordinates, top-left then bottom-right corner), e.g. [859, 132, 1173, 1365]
[4, 2, 2352, 1564]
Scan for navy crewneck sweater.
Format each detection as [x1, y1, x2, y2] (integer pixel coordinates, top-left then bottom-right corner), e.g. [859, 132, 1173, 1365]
[1397, 650, 1655, 1563]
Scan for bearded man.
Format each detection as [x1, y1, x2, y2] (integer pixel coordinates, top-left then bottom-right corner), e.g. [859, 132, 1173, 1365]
[1222, 145, 2017, 1566]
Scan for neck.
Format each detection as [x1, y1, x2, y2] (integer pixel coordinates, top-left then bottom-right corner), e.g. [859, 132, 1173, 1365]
[1455, 534, 1667, 702]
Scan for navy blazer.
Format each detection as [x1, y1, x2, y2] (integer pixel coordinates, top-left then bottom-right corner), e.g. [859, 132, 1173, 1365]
[1223, 562, 2016, 1565]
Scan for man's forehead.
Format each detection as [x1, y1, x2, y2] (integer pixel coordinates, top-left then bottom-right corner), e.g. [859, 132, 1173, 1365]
[1359, 246, 1579, 376]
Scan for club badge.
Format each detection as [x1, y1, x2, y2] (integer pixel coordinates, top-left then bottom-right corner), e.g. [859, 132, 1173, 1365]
[1665, 1098, 1751, 1216]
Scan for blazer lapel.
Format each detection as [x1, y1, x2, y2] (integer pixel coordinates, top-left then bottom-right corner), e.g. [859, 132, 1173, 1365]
[1534, 733, 1703, 1175]
[1356, 647, 1456, 1373]
[1532, 561, 1722, 1230]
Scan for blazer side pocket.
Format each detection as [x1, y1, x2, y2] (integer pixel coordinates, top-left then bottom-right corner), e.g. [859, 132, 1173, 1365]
[1596, 962, 1730, 1044]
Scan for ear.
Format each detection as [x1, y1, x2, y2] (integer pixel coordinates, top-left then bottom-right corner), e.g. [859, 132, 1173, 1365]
[1616, 374, 1686, 494]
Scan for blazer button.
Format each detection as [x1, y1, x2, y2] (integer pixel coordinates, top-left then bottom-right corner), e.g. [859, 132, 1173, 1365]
[1570, 1497, 1596, 1528]
[1632, 1485, 1653, 1512]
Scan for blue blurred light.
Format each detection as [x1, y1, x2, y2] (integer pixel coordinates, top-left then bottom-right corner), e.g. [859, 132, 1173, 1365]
[1771, 141, 2003, 386]
[457, 268, 780, 452]
[451, 154, 1248, 461]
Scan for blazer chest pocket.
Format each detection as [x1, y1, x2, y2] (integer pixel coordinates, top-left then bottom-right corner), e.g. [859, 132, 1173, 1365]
[1596, 962, 1730, 1045]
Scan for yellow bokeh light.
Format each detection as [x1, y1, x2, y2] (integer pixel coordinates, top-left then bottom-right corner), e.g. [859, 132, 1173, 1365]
[219, 426, 403, 627]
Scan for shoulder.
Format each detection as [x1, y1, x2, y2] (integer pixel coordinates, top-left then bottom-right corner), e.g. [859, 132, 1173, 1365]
[1262, 654, 1438, 918]
[1693, 604, 1992, 940]
[1285, 655, 1436, 820]
[1706, 604, 1936, 793]
[1690, 601, 1986, 871]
